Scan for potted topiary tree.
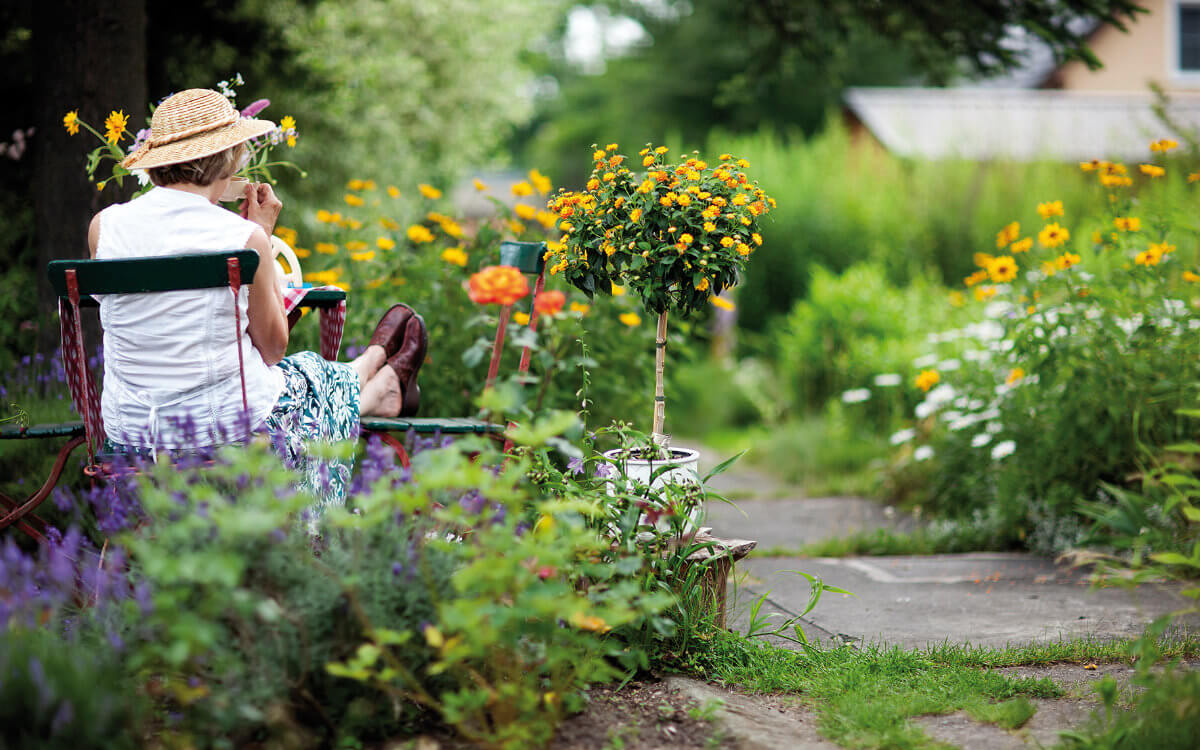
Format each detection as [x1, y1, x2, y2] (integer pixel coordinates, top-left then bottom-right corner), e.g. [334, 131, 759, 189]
[546, 144, 773, 512]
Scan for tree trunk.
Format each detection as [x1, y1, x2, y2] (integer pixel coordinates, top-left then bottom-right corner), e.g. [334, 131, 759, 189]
[33, 0, 146, 354]
[652, 310, 668, 448]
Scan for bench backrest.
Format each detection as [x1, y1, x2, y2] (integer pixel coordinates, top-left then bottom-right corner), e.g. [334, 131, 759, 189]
[47, 249, 259, 298]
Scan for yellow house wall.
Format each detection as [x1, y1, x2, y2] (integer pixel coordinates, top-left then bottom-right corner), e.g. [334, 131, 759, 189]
[1056, 0, 1200, 93]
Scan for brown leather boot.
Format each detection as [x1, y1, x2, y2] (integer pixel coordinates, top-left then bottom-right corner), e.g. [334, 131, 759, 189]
[369, 303, 415, 358]
[386, 314, 428, 417]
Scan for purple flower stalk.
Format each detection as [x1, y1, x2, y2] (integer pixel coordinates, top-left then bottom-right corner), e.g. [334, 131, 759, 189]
[241, 99, 270, 118]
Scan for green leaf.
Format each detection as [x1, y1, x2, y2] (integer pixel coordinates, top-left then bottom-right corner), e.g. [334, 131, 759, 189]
[702, 450, 747, 483]
[1150, 552, 1196, 566]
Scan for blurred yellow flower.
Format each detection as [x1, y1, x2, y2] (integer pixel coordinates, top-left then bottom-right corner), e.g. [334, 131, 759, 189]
[1038, 223, 1070, 248]
[611, 283, 625, 296]
[711, 296, 735, 311]
[619, 312, 641, 327]
[1041, 261, 1057, 276]
[569, 302, 590, 315]
[407, 225, 434, 243]
[1113, 216, 1141, 232]
[376, 237, 395, 251]
[418, 184, 442, 199]
[987, 255, 1018, 283]
[315, 242, 338, 255]
[508, 220, 526, 234]
[1006, 367, 1025, 385]
[1055, 252, 1082, 270]
[345, 219, 363, 230]
[514, 203, 537, 221]
[274, 226, 298, 245]
[974, 286, 997, 301]
[441, 247, 468, 266]
[570, 611, 611, 633]
[1183, 270, 1200, 283]
[512, 181, 534, 196]
[1134, 248, 1161, 266]
[316, 209, 333, 223]
[1139, 164, 1165, 178]
[655, 146, 669, 154]
[948, 290, 965, 307]
[473, 178, 488, 191]
[915, 370, 940, 392]
[1150, 138, 1179, 152]
[293, 247, 311, 259]
[366, 278, 386, 289]
[529, 168, 552, 194]
[1190, 173, 1200, 183]
[103, 110, 128, 144]
[387, 185, 400, 198]
[1010, 237, 1033, 253]
[1100, 173, 1133, 188]
[351, 251, 376, 262]
[513, 311, 530, 325]
[1036, 201, 1063, 220]
[347, 179, 365, 191]
[344, 193, 364, 207]
[345, 240, 368, 251]
[964, 270, 988, 287]
[973, 252, 994, 268]
[535, 210, 558, 229]
[380, 217, 400, 231]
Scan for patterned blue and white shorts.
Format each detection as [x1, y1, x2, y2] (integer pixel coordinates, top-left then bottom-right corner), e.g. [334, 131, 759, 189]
[262, 351, 361, 513]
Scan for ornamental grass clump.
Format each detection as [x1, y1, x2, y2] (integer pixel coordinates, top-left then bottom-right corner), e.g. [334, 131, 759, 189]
[547, 144, 773, 446]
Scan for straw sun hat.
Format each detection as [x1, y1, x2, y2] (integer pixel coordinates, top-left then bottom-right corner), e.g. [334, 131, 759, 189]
[120, 88, 275, 170]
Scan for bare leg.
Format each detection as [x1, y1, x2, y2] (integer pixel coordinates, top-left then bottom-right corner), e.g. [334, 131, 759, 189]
[350, 344, 387, 389]
[359, 365, 403, 417]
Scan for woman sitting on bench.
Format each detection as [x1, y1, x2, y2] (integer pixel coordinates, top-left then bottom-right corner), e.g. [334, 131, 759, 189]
[88, 88, 425, 511]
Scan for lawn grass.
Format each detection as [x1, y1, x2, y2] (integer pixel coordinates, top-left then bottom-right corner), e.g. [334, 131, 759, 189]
[673, 630, 1200, 749]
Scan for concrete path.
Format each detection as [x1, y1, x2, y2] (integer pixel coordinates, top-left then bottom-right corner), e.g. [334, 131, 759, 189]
[686, 444, 1198, 648]
[669, 445, 1199, 748]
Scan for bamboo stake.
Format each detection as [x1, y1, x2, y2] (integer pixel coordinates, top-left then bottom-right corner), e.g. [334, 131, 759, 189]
[652, 310, 669, 448]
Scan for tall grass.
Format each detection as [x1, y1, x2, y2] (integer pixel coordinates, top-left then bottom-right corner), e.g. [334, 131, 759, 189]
[707, 124, 1110, 331]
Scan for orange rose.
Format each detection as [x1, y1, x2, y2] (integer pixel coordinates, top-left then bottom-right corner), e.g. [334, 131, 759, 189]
[468, 265, 530, 306]
[533, 290, 566, 316]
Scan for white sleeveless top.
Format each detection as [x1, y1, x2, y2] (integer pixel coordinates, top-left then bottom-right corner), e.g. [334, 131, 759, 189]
[95, 187, 286, 450]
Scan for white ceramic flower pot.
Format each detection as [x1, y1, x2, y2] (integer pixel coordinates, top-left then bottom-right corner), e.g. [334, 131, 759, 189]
[602, 446, 703, 534]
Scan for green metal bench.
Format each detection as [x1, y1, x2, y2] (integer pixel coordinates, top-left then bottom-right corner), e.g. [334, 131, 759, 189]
[1, 250, 265, 542]
[5, 241, 547, 541]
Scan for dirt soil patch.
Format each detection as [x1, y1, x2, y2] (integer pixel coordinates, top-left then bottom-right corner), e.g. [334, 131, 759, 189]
[551, 679, 732, 749]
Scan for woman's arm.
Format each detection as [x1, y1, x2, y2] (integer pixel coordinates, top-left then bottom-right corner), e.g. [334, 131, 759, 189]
[87, 214, 101, 258]
[245, 227, 289, 365]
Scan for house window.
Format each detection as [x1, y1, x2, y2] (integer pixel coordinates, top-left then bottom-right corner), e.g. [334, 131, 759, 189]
[1180, 4, 1200, 71]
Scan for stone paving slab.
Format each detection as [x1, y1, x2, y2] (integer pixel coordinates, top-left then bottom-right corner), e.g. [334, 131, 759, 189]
[705, 496, 915, 548]
[734, 553, 1197, 649]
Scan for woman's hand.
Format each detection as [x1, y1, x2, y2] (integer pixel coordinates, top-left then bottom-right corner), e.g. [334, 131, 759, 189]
[239, 182, 283, 236]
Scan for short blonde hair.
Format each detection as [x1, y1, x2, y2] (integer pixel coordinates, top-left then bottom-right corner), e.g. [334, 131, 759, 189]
[148, 142, 247, 187]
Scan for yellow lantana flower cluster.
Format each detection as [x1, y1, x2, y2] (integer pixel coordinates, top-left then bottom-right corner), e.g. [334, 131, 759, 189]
[545, 142, 773, 316]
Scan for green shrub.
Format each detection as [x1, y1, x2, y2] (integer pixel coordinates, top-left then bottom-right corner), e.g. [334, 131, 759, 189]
[773, 260, 964, 421]
[0, 628, 144, 750]
[882, 153, 1200, 553]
